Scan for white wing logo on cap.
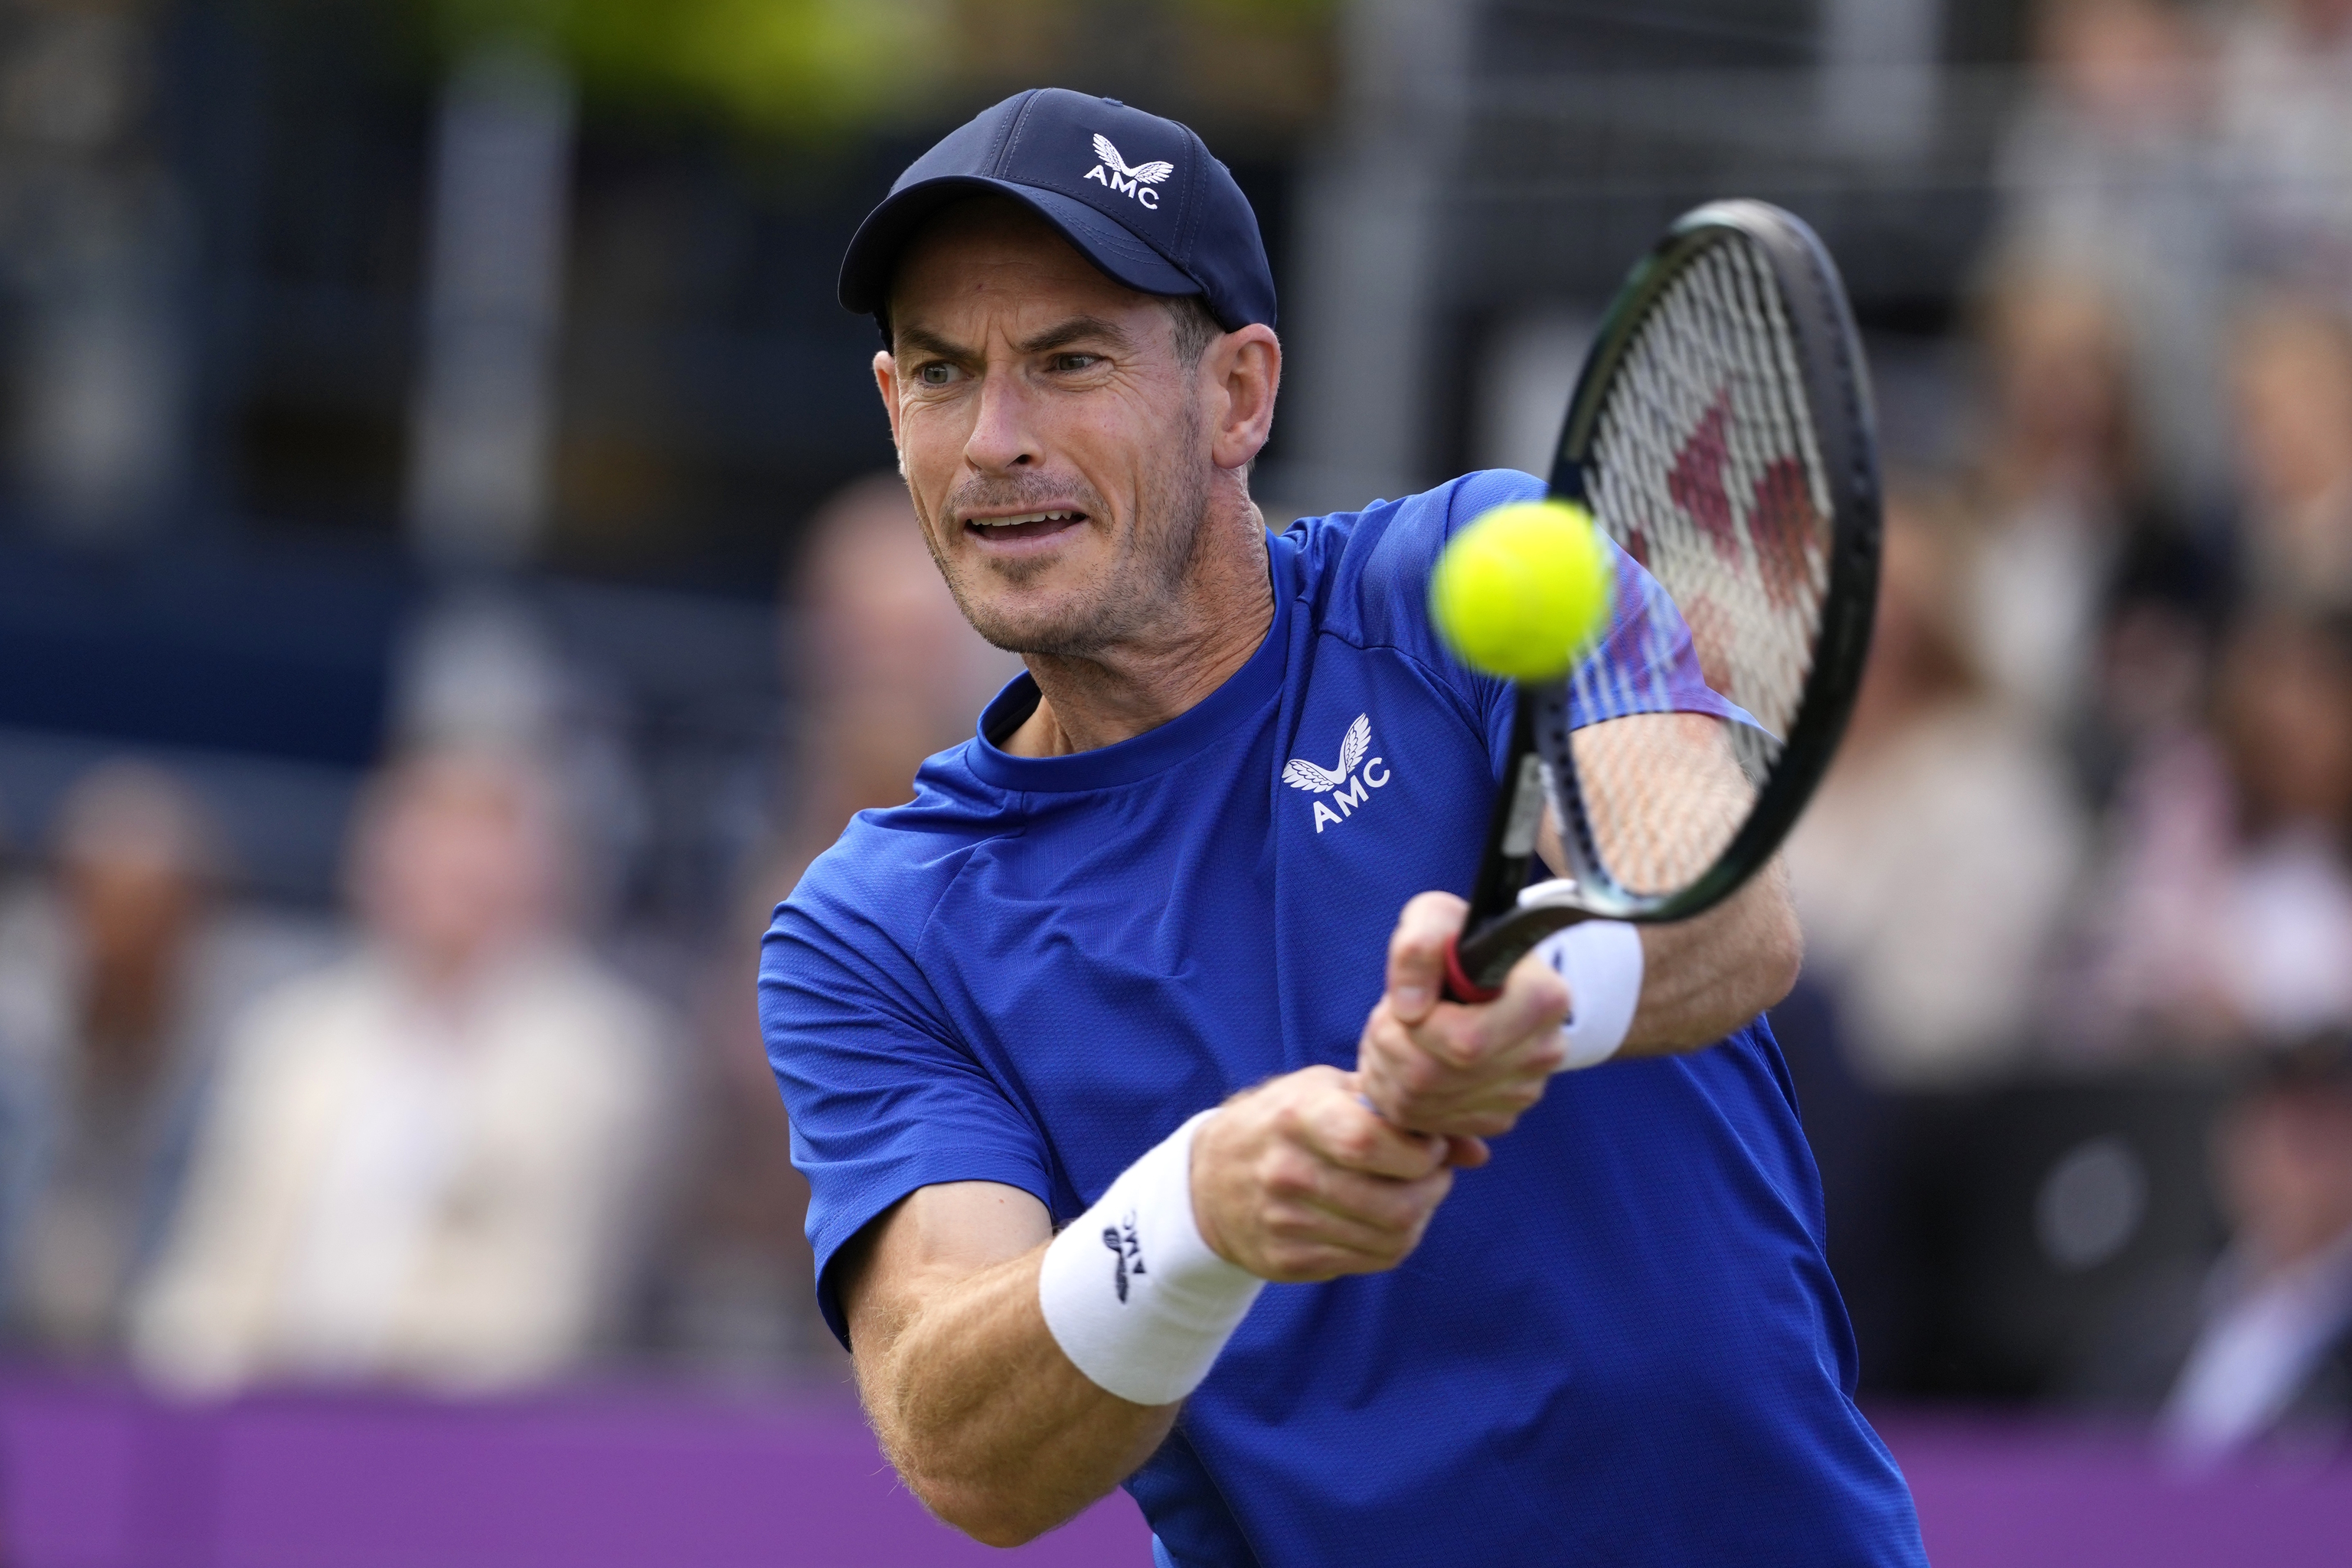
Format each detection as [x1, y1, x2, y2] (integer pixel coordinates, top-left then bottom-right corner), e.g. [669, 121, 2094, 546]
[1084, 134, 1174, 208]
[1093, 135, 1173, 184]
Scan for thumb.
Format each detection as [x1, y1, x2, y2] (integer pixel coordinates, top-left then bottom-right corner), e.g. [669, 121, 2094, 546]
[1387, 891, 1469, 1024]
[1443, 1135, 1491, 1169]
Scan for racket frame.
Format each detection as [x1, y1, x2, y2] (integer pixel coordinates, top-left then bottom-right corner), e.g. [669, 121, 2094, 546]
[1443, 200, 1882, 1001]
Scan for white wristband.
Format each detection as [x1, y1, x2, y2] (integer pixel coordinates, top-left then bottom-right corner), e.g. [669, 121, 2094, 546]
[1037, 1110, 1265, 1406]
[1533, 919, 1645, 1070]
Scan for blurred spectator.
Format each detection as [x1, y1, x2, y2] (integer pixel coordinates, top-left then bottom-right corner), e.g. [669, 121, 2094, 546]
[2064, 611, 2352, 1058]
[2228, 293, 2352, 614]
[1963, 268, 2168, 733]
[131, 746, 671, 1393]
[2076, 1038, 2352, 1459]
[2159, 1037, 2352, 1461]
[653, 475, 1017, 1377]
[767, 472, 1023, 884]
[1993, 0, 2227, 505]
[0, 763, 318, 1358]
[2214, 0, 2352, 292]
[1786, 492, 2089, 1088]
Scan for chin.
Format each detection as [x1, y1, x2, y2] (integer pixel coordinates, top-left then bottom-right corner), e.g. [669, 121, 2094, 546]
[953, 567, 1130, 656]
[962, 595, 1125, 658]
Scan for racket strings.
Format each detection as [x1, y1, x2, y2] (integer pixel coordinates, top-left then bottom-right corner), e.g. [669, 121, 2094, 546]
[1567, 234, 1835, 897]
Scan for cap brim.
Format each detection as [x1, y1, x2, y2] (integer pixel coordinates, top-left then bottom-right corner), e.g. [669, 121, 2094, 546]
[839, 175, 1202, 318]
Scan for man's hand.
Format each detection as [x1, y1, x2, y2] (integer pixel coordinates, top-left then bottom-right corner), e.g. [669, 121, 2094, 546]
[1354, 892, 1571, 1140]
[1191, 1066, 1474, 1282]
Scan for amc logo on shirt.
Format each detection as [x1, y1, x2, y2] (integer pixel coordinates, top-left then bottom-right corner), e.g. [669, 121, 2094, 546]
[1281, 712, 1394, 834]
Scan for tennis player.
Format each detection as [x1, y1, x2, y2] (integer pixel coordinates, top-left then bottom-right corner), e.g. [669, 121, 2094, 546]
[763, 89, 1926, 1566]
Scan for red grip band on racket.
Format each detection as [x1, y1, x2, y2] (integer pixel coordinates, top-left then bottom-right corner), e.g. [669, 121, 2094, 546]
[1442, 933, 1503, 1004]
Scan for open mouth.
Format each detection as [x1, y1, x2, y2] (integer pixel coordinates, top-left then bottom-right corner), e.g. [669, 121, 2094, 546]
[963, 509, 1087, 544]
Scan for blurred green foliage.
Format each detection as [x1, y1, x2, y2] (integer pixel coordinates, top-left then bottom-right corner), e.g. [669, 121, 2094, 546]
[425, 0, 945, 136]
[421, 0, 1337, 139]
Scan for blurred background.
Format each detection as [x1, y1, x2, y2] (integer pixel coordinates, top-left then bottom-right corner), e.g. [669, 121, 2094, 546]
[5, 0, 2352, 1561]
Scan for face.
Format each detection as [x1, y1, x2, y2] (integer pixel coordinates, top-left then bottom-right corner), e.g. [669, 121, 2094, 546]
[877, 201, 1220, 657]
[2218, 619, 2352, 829]
[1870, 508, 1941, 684]
[2217, 1083, 2352, 1269]
[2042, 0, 2199, 133]
[354, 756, 559, 976]
[2231, 311, 2352, 513]
[1847, 501, 1968, 733]
[1990, 276, 2126, 467]
[64, 849, 200, 972]
[799, 479, 1018, 807]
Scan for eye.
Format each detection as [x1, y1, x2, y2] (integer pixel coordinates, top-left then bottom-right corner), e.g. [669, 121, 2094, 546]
[1052, 352, 1100, 373]
[917, 361, 959, 387]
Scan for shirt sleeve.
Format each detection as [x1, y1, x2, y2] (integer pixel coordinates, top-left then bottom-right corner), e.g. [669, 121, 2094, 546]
[1306, 469, 1746, 781]
[1564, 544, 1750, 732]
[1426, 473, 1746, 769]
[759, 848, 1052, 1348]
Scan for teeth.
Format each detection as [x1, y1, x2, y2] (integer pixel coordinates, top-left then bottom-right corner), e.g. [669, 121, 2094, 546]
[975, 511, 1080, 527]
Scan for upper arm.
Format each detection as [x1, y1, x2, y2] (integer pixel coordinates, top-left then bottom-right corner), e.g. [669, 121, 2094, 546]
[1535, 712, 1802, 1045]
[760, 870, 1056, 1345]
[838, 1180, 1054, 1361]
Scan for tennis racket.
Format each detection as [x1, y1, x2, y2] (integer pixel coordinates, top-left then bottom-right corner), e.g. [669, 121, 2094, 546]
[1442, 199, 1881, 1002]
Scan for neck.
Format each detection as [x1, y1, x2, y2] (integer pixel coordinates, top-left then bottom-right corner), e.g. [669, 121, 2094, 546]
[1004, 495, 1273, 756]
[395, 933, 525, 1011]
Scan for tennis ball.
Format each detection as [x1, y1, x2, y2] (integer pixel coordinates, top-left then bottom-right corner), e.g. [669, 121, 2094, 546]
[1429, 499, 1615, 681]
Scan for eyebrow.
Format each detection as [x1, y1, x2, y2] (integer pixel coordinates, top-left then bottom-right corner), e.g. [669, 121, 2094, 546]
[893, 314, 1136, 366]
[893, 324, 969, 364]
[1016, 315, 1134, 355]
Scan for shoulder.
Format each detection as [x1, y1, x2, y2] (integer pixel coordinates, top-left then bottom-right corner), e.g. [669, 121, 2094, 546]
[204, 956, 387, 1101]
[521, 948, 665, 1050]
[765, 747, 1014, 995]
[1282, 469, 1544, 639]
[234, 956, 383, 1038]
[786, 750, 1008, 916]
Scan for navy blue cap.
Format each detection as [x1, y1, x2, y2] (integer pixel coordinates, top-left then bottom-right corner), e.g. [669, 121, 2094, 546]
[839, 88, 1276, 336]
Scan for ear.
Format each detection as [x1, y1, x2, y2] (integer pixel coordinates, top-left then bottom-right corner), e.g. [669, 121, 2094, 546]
[1206, 325, 1281, 472]
[873, 350, 903, 451]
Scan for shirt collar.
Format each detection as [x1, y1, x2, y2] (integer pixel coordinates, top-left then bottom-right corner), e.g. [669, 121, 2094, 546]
[965, 531, 1295, 794]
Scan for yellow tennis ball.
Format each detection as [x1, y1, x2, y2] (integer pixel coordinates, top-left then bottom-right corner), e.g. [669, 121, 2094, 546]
[1429, 499, 1615, 681]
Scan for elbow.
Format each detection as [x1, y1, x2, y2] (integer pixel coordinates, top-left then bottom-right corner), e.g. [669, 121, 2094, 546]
[1754, 882, 1804, 1016]
[915, 1481, 1063, 1549]
[967, 1517, 1052, 1551]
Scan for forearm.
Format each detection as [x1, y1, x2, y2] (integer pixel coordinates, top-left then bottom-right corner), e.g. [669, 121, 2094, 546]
[847, 1089, 1444, 1542]
[1623, 858, 1802, 1055]
[861, 1246, 1176, 1546]
[1528, 716, 1802, 1060]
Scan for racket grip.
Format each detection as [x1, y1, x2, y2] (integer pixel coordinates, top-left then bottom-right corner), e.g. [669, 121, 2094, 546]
[1441, 933, 1504, 1004]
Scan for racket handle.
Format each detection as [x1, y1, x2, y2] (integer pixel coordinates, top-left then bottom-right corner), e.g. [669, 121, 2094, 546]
[1445, 901, 1593, 1003]
[1441, 933, 1504, 1004]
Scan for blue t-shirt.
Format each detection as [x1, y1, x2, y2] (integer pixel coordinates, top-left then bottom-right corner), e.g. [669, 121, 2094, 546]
[762, 471, 1926, 1566]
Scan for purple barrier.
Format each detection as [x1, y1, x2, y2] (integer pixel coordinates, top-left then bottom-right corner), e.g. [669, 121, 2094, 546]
[9, 1377, 2352, 1566]
[1880, 1413, 2352, 1568]
[0, 1376, 1151, 1567]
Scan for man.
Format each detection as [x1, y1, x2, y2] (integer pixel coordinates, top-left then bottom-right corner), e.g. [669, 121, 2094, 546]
[2158, 1036, 2352, 1463]
[763, 89, 1925, 1565]
[135, 747, 668, 1392]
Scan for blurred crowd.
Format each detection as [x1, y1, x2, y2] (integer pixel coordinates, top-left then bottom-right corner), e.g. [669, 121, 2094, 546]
[1782, 0, 2352, 1457]
[0, 474, 1011, 1393]
[2, 0, 2352, 1476]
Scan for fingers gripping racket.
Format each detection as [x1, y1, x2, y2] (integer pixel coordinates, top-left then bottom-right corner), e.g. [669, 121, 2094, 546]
[1441, 200, 1883, 1002]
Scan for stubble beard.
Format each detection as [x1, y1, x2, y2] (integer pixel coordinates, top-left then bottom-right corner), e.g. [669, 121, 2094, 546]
[916, 397, 1214, 658]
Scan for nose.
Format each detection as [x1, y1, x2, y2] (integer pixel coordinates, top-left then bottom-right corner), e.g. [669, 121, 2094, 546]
[962, 371, 1038, 474]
